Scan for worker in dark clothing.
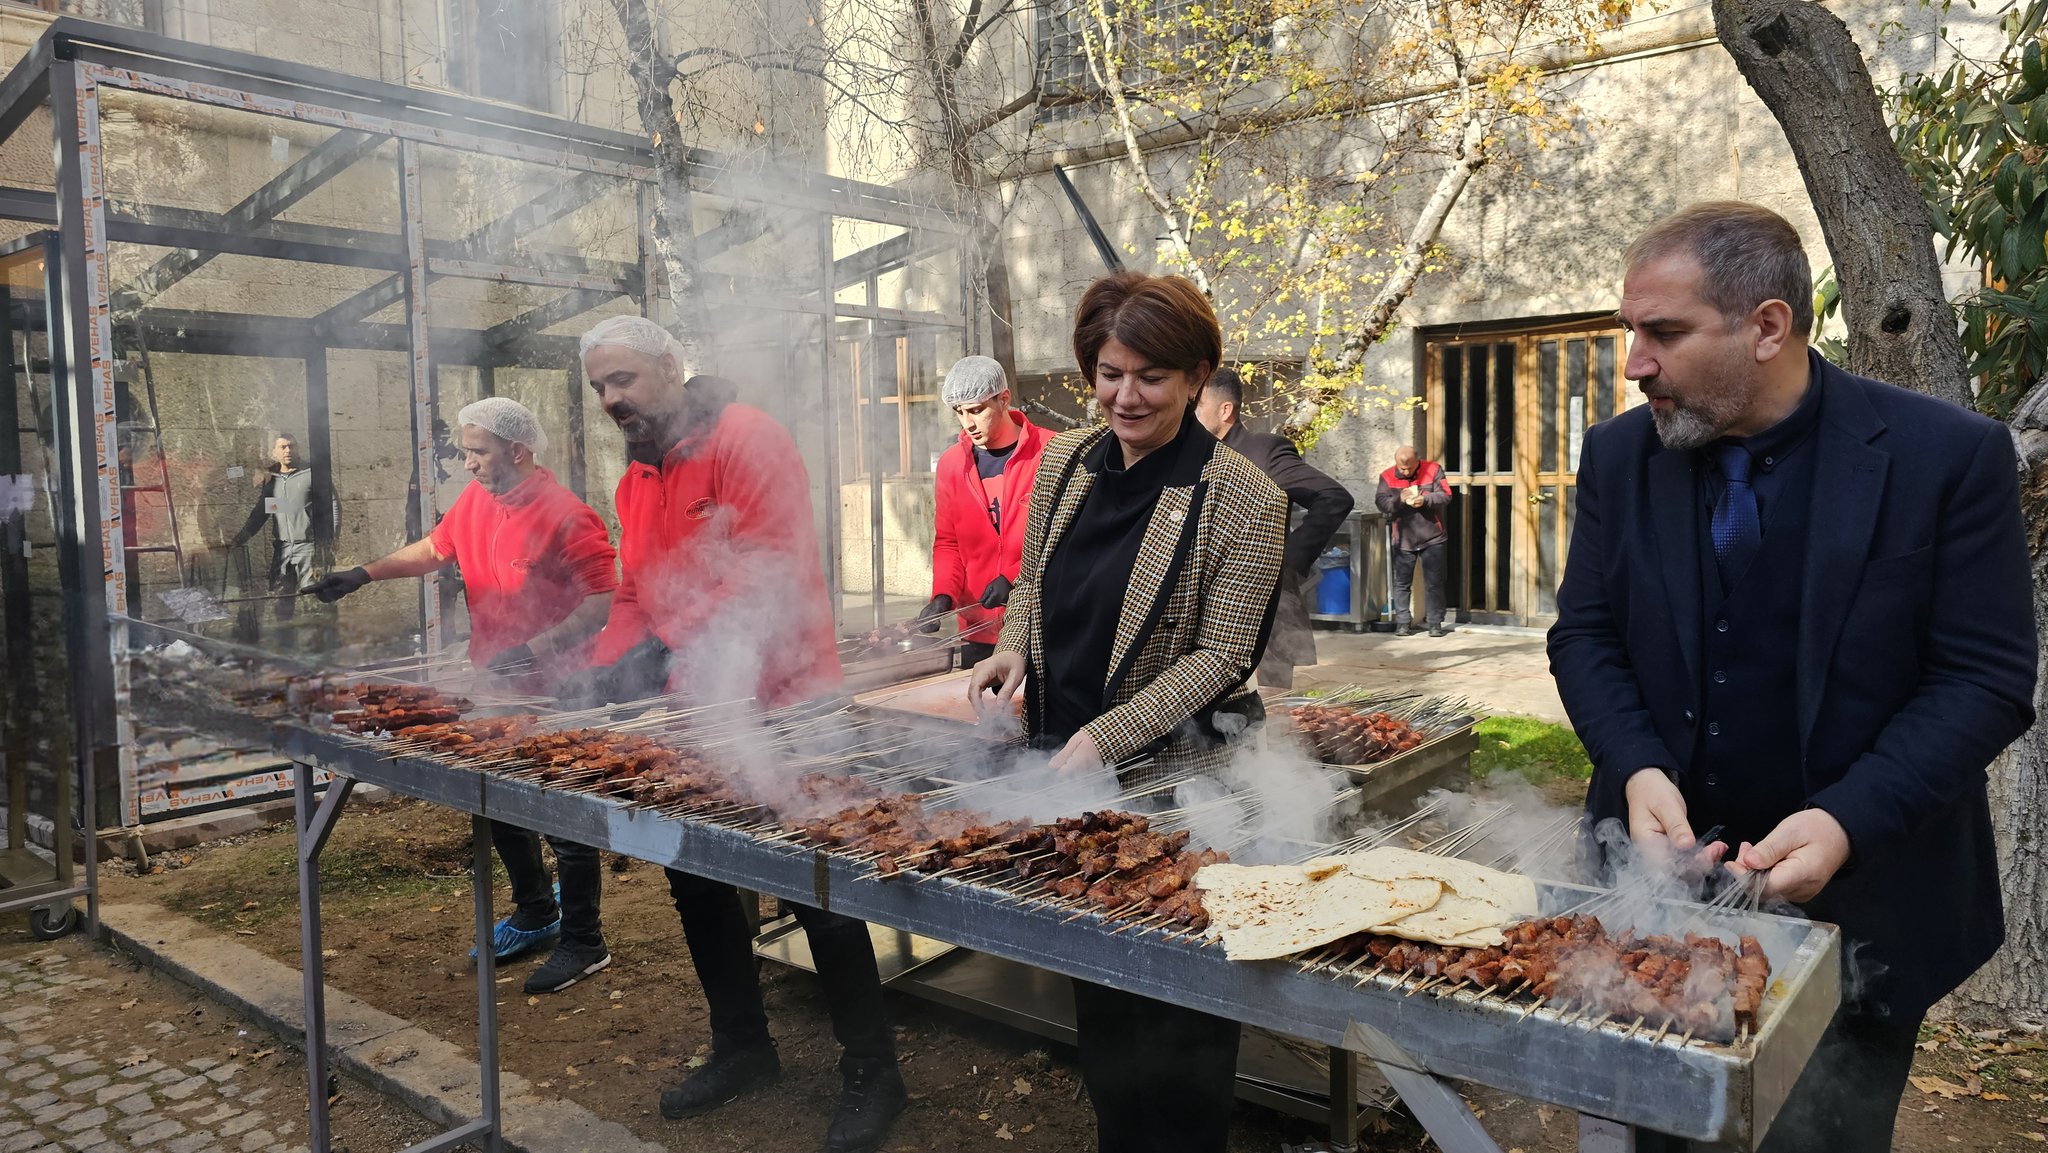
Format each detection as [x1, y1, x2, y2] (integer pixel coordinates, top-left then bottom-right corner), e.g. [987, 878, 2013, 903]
[227, 433, 338, 639]
[566, 315, 904, 1153]
[1193, 367, 1354, 688]
[1374, 446, 1452, 636]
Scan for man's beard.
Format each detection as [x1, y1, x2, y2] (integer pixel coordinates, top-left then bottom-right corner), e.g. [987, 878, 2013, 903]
[1646, 365, 1757, 451]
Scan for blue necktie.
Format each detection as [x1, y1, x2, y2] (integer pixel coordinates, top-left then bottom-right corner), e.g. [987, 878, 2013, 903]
[1709, 443, 1760, 571]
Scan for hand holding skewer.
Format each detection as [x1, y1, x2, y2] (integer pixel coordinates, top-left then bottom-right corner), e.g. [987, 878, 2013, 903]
[1730, 808, 1851, 904]
[1624, 767, 1728, 874]
[968, 650, 1026, 713]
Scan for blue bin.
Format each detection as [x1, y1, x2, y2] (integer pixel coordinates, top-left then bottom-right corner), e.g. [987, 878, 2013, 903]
[1315, 563, 1351, 615]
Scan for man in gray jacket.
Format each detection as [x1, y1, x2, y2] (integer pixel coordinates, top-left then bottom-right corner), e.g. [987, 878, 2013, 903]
[1374, 446, 1451, 636]
[229, 434, 338, 630]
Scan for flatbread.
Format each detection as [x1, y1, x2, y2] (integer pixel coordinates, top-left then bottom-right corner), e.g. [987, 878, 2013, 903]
[1196, 863, 1443, 960]
[1198, 846, 1541, 959]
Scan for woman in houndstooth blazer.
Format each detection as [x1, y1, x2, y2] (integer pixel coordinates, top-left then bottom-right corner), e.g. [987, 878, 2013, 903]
[968, 271, 1288, 1153]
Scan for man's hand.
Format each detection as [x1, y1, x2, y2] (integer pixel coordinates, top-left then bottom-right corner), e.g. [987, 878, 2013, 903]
[1401, 487, 1424, 507]
[306, 567, 370, 603]
[485, 643, 536, 678]
[914, 594, 954, 634]
[978, 575, 1013, 610]
[1049, 728, 1103, 775]
[968, 650, 1026, 715]
[1623, 767, 1728, 872]
[554, 665, 614, 711]
[1735, 810, 1852, 905]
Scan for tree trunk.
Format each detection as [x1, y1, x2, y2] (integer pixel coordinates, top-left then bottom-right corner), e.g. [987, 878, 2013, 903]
[1709, 0, 1970, 407]
[606, 0, 714, 372]
[1712, 0, 2047, 1022]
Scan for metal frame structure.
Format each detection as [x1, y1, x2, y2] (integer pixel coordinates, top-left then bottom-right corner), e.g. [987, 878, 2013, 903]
[0, 18, 972, 849]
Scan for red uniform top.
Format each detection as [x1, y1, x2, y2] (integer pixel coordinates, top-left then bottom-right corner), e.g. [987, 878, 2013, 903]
[931, 412, 1051, 644]
[591, 398, 842, 709]
[429, 467, 617, 682]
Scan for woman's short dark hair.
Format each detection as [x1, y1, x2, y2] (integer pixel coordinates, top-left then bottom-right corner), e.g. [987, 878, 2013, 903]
[1072, 272, 1222, 385]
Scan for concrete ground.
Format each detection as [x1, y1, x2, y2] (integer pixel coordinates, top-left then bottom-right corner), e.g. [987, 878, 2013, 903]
[1293, 625, 1566, 723]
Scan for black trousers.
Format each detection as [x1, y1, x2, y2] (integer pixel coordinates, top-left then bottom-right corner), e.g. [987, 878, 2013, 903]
[665, 868, 895, 1065]
[1636, 1004, 1923, 1152]
[490, 822, 603, 947]
[1391, 542, 1447, 628]
[1072, 980, 1240, 1153]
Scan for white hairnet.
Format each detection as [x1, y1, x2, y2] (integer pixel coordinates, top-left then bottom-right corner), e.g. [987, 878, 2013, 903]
[579, 315, 688, 375]
[941, 356, 1008, 408]
[456, 397, 548, 457]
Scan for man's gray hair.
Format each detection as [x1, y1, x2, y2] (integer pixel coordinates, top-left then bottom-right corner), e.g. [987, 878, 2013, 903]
[579, 315, 688, 375]
[941, 356, 1008, 408]
[1624, 201, 1815, 333]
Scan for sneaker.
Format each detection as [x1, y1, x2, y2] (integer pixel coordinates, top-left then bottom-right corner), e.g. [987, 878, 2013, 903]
[823, 1057, 908, 1153]
[524, 940, 611, 994]
[1394, 624, 1417, 637]
[1429, 624, 1452, 638]
[659, 1045, 781, 1119]
[469, 915, 560, 964]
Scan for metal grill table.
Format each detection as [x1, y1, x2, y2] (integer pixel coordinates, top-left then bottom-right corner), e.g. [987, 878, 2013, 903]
[278, 719, 1841, 1153]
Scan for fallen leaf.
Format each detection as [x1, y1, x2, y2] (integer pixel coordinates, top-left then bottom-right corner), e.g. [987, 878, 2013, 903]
[615, 1055, 636, 1066]
[1918, 1040, 1943, 1051]
[1984, 1091, 2012, 1101]
[685, 1055, 707, 1069]
[321, 949, 338, 959]
[526, 996, 539, 1007]
[119, 998, 138, 1011]
[994, 1124, 1013, 1140]
[1967, 1075, 1985, 1096]
[1970, 1058, 1995, 1072]
[235, 930, 256, 936]
[430, 905, 444, 913]
[1019, 1124, 1034, 1134]
[565, 1065, 579, 1077]
[240, 900, 260, 910]
[197, 902, 220, 910]
[119, 1052, 150, 1068]
[2021, 1133, 2044, 1143]
[1913, 1075, 1971, 1100]
[537, 1080, 553, 1090]
[609, 990, 623, 1001]
[977, 1112, 991, 1121]
[2015, 1069, 2038, 1082]
[1013, 1077, 1032, 1096]
[250, 1048, 275, 1060]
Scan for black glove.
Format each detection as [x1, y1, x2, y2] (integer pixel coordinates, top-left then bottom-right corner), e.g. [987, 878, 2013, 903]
[485, 643, 536, 677]
[553, 665, 614, 711]
[610, 637, 671, 701]
[914, 594, 954, 634]
[307, 567, 370, 603]
[978, 575, 1013, 610]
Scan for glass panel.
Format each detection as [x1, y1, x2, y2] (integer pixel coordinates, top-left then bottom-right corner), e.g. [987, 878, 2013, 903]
[1593, 336, 1617, 423]
[1467, 481, 1488, 612]
[1566, 338, 1589, 473]
[1493, 344, 1515, 473]
[1538, 340, 1559, 473]
[1439, 347, 1462, 471]
[1464, 346, 1487, 474]
[1494, 485, 1513, 612]
[1537, 485, 1560, 615]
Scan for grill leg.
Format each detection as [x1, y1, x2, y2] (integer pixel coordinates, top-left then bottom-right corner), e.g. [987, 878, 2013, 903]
[471, 814, 503, 1153]
[296, 764, 355, 1153]
[1327, 1046, 1361, 1151]
[1349, 1023, 1503, 1153]
[1577, 1115, 1637, 1152]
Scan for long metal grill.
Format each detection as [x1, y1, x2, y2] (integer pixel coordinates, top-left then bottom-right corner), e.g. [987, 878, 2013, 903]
[133, 641, 1840, 1149]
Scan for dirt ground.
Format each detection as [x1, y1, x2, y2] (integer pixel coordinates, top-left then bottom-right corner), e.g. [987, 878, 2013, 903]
[100, 795, 2048, 1152]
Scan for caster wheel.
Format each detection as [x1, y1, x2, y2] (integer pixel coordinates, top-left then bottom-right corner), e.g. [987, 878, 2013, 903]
[28, 903, 79, 940]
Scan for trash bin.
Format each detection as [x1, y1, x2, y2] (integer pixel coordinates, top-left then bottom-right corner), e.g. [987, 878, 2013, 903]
[1315, 549, 1351, 615]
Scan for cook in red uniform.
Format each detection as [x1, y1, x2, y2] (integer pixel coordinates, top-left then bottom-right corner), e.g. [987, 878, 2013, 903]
[567, 316, 904, 1153]
[307, 397, 618, 995]
[915, 356, 1050, 668]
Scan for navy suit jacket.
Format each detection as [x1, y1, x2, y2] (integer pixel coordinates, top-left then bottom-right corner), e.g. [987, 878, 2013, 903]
[1548, 352, 2036, 1016]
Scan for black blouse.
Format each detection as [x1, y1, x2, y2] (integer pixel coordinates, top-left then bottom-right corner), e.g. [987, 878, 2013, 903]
[1038, 413, 1196, 744]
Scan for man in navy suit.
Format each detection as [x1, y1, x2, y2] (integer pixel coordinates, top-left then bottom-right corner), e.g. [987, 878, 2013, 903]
[1549, 201, 2036, 1152]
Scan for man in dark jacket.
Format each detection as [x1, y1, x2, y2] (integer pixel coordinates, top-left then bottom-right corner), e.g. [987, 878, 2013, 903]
[1195, 367, 1353, 689]
[1548, 201, 2036, 1152]
[1374, 446, 1451, 636]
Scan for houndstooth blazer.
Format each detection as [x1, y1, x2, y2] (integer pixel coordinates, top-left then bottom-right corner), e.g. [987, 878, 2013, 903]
[996, 420, 1288, 773]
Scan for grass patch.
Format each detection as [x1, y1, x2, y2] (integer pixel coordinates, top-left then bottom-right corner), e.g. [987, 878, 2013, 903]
[154, 814, 477, 933]
[1472, 715, 1593, 783]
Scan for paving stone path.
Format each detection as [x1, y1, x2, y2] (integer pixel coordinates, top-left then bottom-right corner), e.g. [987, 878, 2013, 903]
[0, 935, 432, 1153]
